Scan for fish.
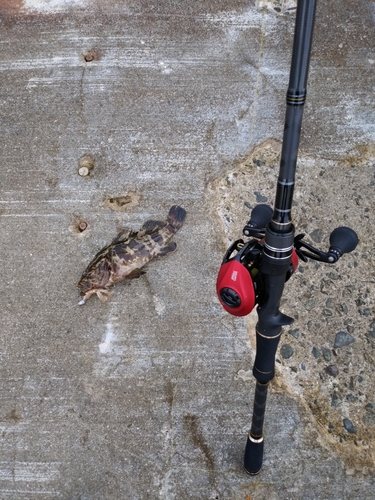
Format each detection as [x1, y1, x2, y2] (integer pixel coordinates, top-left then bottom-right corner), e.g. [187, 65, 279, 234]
[77, 205, 187, 305]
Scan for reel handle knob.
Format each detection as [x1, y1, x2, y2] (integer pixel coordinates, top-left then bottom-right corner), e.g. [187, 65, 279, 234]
[243, 204, 273, 236]
[328, 227, 358, 262]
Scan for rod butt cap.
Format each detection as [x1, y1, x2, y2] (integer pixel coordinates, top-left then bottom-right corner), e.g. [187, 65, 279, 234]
[244, 434, 264, 475]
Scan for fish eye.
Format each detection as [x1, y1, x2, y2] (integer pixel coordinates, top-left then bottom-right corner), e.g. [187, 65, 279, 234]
[82, 271, 88, 277]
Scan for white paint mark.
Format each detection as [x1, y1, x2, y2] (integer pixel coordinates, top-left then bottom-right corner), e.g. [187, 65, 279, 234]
[23, 0, 89, 13]
[93, 316, 125, 377]
[236, 369, 253, 382]
[153, 295, 166, 316]
[159, 469, 174, 500]
[99, 323, 116, 354]
[0, 461, 60, 482]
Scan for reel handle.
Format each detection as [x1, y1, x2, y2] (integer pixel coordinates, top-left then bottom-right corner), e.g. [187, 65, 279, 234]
[243, 204, 273, 236]
[328, 227, 358, 262]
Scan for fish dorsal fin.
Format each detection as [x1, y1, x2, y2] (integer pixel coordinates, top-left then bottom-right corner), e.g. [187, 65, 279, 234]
[111, 228, 138, 244]
[112, 219, 166, 244]
[141, 219, 167, 234]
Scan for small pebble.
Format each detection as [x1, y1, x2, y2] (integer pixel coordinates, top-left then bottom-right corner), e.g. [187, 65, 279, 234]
[309, 228, 323, 243]
[339, 303, 348, 314]
[322, 347, 331, 361]
[331, 392, 342, 407]
[325, 364, 339, 377]
[305, 298, 316, 311]
[312, 347, 320, 359]
[346, 394, 358, 402]
[363, 412, 375, 426]
[334, 331, 355, 348]
[326, 298, 335, 308]
[343, 418, 356, 434]
[320, 279, 332, 294]
[253, 159, 265, 166]
[288, 328, 299, 339]
[328, 272, 339, 280]
[254, 191, 267, 203]
[280, 344, 294, 359]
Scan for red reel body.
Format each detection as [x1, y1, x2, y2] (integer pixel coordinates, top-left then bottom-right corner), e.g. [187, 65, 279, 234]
[291, 248, 299, 275]
[216, 259, 256, 316]
[216, 240, 299, 317]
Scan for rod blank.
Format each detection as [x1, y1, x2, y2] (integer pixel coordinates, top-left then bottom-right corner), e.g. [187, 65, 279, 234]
[244, 0, 318, 474]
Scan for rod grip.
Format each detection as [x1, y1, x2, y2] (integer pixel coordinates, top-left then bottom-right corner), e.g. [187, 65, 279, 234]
[244, 433, 264, 475]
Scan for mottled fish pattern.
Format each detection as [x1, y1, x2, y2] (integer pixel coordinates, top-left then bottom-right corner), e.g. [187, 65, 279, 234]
[78, 205, 187, 304]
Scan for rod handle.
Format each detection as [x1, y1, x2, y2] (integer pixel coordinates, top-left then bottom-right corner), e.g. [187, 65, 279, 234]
[244, 433, 264, 475]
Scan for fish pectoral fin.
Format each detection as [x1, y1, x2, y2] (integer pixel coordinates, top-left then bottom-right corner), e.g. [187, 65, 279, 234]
[111, 228, 137, 244]
[96, 289, 113, 302]
[126, 268, 145, 279]
[157, 241, 177, 257]
[141, 219, 167, 234]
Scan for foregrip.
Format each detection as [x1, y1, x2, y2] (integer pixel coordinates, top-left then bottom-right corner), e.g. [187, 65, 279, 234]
[253, 266, 293, 378]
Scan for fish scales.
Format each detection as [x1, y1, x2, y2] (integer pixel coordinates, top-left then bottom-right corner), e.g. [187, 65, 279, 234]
[78, 205, 186, 304]
[111, 228, 174, 280]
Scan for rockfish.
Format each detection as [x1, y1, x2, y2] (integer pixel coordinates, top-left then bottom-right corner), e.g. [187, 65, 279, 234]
[78, 205, 187, 304]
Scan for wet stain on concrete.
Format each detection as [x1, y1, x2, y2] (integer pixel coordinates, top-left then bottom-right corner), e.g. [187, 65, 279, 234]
[183, 414, 216, 482]
[4, 408, 23, 422]
[164, 379, 175, 410]
[0, 0, 23, 15]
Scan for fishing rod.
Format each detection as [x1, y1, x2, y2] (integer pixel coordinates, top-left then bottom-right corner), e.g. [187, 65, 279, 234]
[216, 0, 358, 475]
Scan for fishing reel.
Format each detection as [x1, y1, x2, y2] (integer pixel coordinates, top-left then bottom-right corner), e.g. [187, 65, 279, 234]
[216, 239, 260, 317]
[216, 205, 299, 316]
[216, 204, 358, 317]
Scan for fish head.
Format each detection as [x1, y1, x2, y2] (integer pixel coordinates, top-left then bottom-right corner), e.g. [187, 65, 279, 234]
[78, 256, 112, 297]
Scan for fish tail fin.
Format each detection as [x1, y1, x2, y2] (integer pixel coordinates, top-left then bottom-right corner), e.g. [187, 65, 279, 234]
[167, 205, 187, 231]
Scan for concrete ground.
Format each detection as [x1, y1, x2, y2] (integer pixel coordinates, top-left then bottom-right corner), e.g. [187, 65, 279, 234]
[1, 0, 375, 498]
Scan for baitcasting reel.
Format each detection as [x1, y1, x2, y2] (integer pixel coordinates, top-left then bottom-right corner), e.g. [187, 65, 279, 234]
[216, 204, 358, 317]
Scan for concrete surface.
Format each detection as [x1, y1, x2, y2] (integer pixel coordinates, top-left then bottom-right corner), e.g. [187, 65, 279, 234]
[1, 0, 375, 498]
